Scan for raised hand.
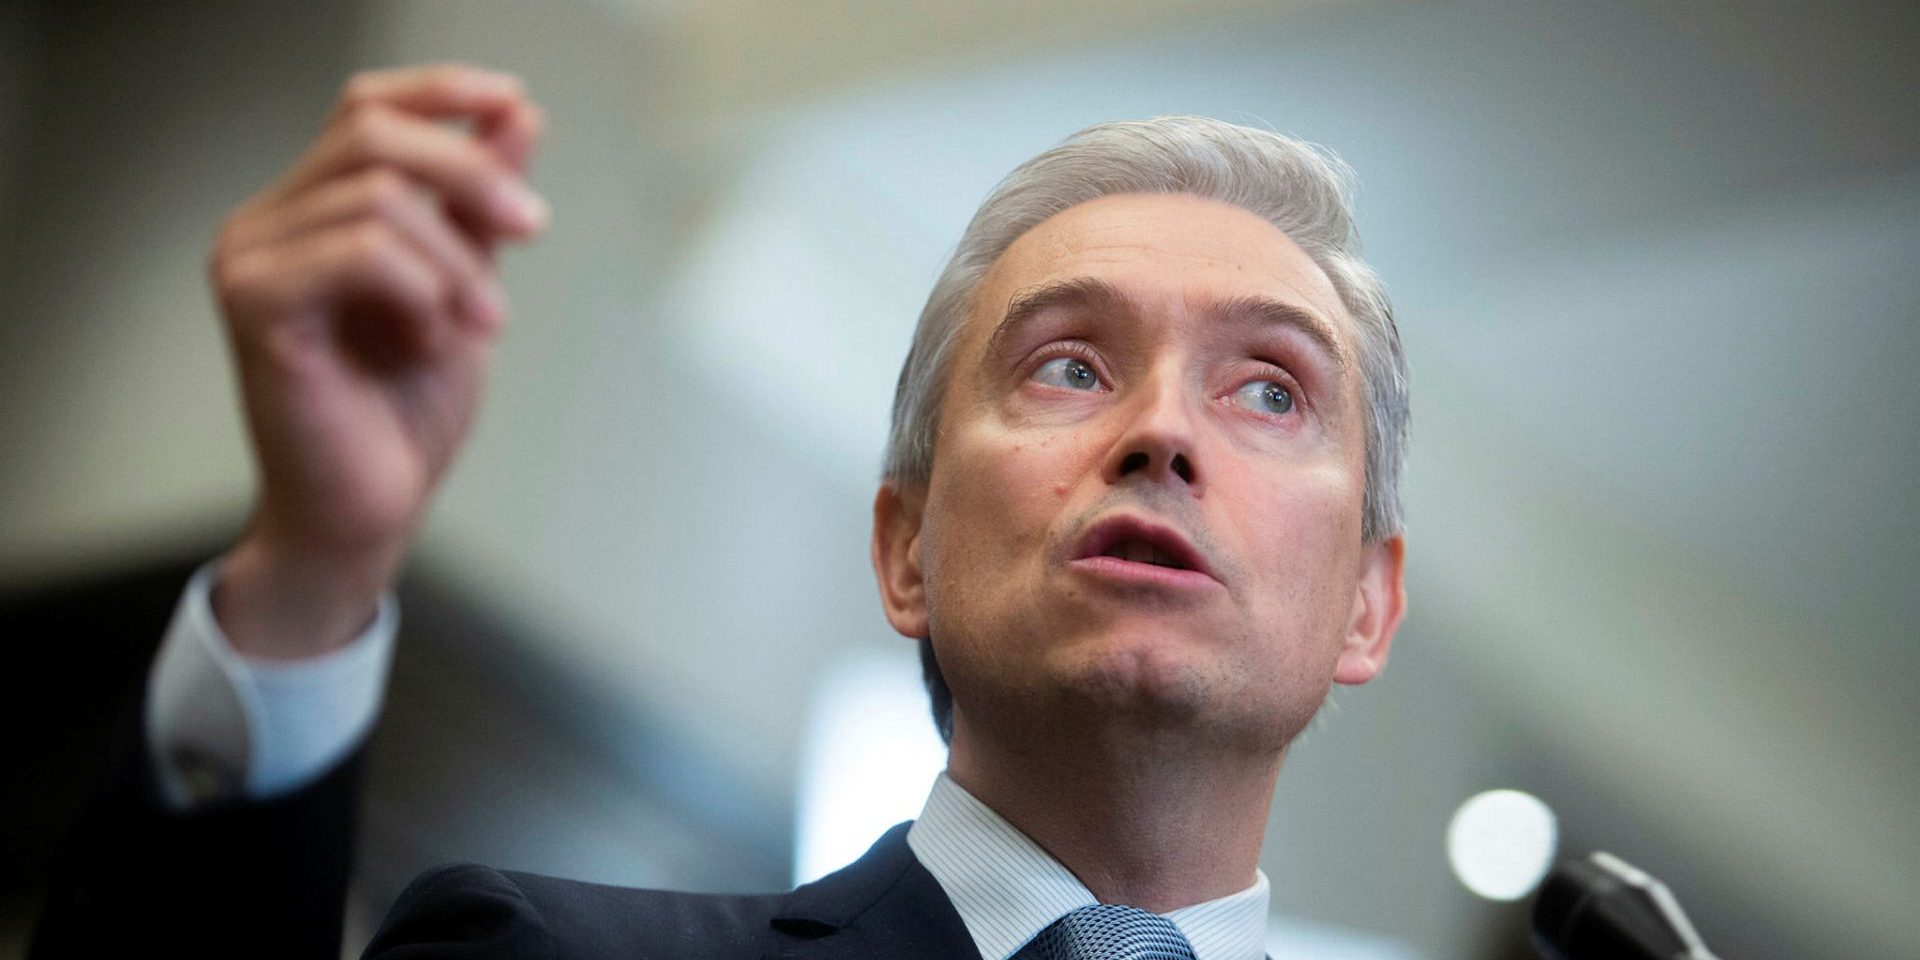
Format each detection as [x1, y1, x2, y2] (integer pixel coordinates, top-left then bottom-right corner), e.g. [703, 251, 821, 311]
[206, 64, 546, 657]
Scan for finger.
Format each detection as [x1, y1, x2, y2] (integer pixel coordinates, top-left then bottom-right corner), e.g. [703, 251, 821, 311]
[332, 62, 528, 125]
[309, 222, 457, 363]
[336, 62, 544, 183]
[237, 168, 505, 330]
[280, 103, 549, 240]
[234, 221, 459, 366]
[478, 98, 543, 175]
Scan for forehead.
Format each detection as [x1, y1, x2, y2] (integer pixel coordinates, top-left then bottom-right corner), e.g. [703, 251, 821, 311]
[967, 192, 1354, 355]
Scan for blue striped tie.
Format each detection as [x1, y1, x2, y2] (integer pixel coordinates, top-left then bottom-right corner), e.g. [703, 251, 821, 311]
[1021, 903, 1198, 960]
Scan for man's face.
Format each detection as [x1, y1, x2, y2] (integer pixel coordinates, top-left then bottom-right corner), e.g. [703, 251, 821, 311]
[874, 192, 1403, 754]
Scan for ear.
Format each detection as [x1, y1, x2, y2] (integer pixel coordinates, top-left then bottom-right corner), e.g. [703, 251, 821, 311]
[871, 481, 930, 639]
[1333, 535, 1406, 685]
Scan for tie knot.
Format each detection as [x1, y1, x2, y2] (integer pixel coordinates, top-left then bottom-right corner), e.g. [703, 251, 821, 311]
[1029, 903, 1198, 960]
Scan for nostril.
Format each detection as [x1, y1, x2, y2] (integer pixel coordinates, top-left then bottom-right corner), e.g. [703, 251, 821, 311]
[1115, 450, 1196, 484]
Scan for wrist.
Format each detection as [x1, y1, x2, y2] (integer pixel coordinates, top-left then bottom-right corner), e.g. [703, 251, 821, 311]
[213, 532, 402, 660]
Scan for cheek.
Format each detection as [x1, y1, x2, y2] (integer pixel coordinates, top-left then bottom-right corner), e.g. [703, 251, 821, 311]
[936, 419, 1090, 527]
[1228, 461, 1365, 615]
[920, 419, 1099, 606]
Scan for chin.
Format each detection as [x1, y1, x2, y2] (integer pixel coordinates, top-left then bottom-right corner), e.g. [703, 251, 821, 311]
[1053, 626, 1221, 721]
[1057, 626, 1337, 753]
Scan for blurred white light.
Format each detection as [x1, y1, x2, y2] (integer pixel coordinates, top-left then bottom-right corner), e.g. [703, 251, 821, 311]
[794, 649, 950, 885]
[1446, 789, 1558, 901]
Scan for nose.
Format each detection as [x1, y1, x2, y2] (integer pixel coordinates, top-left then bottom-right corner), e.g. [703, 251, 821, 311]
[1101, 368, 1203, 494]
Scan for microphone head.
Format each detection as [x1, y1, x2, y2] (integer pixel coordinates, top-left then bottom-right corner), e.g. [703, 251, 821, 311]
[1531, 852, 1718, 960]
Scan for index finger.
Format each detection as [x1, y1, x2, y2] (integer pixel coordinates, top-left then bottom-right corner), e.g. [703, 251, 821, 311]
[478, 98, 542, 175]
[333, 63, 529, 125]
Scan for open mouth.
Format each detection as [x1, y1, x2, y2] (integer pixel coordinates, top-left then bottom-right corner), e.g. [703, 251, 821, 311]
[1101, 538, 1192, 569]
[1072, 515, 1216, 583]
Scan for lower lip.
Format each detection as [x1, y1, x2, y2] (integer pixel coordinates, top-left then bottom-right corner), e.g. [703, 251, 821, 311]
[1068, 556, 1222, 591]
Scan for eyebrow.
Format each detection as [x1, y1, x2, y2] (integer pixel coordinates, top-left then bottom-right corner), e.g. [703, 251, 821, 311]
[986, 276, 1350, 374]
[986, 277, 1134, 353]
[1214, 293, 1350, 374]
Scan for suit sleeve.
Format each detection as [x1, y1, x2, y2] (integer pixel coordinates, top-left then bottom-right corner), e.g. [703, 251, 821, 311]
[27, 567, 385, 959]
[28, 692, 366, 959]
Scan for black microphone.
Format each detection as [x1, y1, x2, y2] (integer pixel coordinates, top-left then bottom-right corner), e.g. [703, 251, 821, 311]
[1531, 851, 1722, 960]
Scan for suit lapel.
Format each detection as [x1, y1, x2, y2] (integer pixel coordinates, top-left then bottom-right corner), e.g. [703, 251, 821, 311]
[761, 821, 979, 960]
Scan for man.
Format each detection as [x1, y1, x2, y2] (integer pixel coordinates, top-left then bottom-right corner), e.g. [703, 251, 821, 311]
[33, 62, 1406, 959]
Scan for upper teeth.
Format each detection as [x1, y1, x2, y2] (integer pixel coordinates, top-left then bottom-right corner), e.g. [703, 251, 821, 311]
[1108, 539, 1183, 568]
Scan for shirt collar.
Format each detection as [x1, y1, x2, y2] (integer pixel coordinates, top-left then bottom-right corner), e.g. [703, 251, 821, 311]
[906, 772, 1270, 960]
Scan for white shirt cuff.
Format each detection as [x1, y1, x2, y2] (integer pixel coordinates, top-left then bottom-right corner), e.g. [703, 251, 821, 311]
[145, 559, 398, 809]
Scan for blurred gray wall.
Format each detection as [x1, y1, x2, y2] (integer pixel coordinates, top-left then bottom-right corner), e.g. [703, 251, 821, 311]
[2, 1, 1916, 958]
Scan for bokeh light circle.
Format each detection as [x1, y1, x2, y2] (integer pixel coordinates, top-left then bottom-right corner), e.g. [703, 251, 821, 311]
[1447, 789, 1559, 901]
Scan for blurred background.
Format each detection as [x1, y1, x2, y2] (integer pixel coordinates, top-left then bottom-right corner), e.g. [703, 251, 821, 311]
[2, 0, 1916, 957]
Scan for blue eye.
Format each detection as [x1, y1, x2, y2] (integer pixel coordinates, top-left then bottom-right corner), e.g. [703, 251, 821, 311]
[1032, 357, 1102, 391]
[1232, 379, 1295, 415]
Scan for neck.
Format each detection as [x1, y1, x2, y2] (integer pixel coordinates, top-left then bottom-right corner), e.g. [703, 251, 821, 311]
[945, 712, 1282, 913]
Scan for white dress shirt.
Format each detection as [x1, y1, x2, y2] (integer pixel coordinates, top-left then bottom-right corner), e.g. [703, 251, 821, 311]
[909, 773, 1270, 960]
[146, 560, 397, 808]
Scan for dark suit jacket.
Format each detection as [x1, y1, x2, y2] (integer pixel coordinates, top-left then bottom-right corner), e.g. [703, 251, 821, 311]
[31, 686, 978, 960]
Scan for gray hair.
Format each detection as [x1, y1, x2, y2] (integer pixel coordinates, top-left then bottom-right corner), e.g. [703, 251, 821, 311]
[882, 117, 1409, 741]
